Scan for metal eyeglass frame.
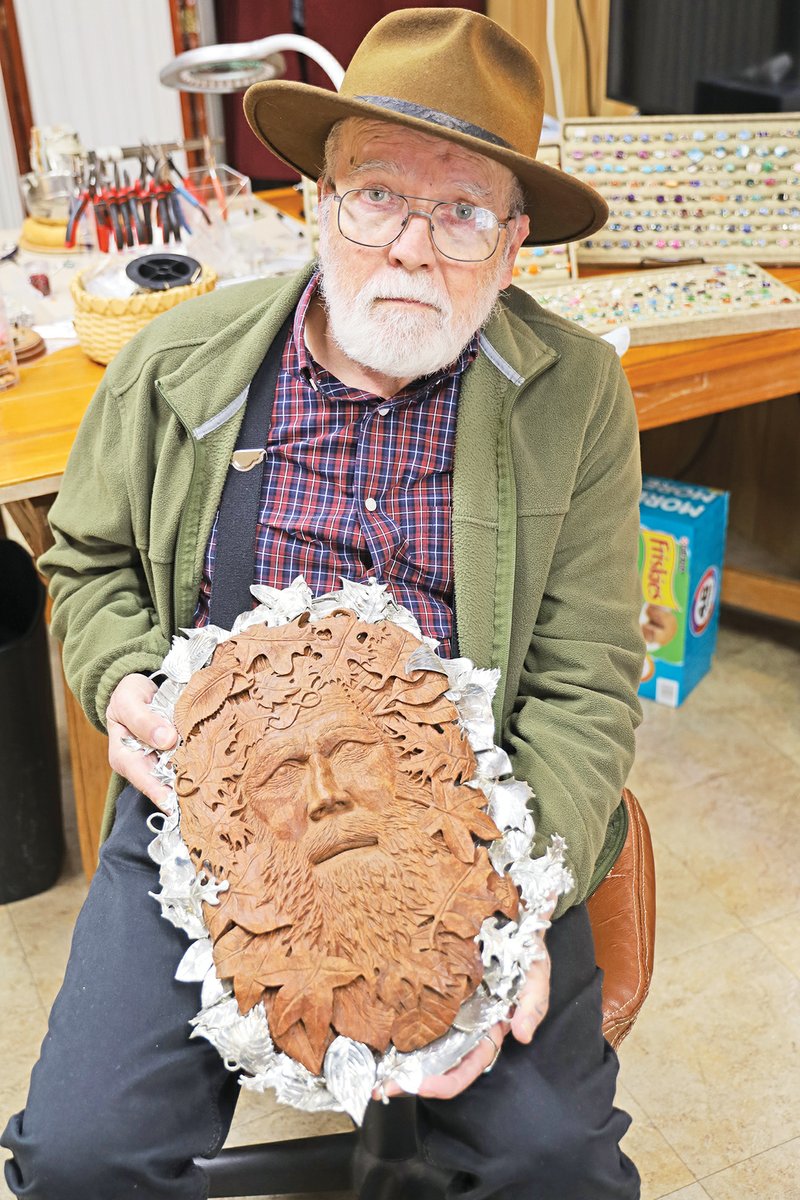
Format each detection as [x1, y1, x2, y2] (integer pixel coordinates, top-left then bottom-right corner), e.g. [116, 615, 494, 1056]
[332, 188, 512, 262]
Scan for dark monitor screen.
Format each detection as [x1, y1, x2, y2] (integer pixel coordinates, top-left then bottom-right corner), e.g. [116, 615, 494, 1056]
[606, 0, 800, 114]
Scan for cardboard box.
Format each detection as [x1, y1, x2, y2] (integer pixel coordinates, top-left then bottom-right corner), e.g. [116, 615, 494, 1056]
[637, 476, 730, 707]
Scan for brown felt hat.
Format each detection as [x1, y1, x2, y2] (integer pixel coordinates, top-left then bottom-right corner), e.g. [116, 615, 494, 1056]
[243, 7, 607, 246]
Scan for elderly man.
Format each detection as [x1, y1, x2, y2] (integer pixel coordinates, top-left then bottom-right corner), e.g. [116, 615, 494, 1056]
[3, 8, 644, 1199]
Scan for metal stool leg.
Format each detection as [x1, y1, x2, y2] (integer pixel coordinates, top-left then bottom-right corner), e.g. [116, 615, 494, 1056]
[354, 1098, 450, 1200]
[195, 1098, 449, 1198]
[196, 1129, 356, 1197]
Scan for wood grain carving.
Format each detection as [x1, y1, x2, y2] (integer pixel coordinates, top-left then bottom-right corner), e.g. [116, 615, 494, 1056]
[173, 613, 519, 1074]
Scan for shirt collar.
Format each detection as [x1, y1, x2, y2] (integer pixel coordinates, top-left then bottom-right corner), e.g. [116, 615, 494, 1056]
[292, 270, 479, 401]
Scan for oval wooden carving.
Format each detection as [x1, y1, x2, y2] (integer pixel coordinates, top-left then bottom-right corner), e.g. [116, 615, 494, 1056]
[173, 612, 519, 1075]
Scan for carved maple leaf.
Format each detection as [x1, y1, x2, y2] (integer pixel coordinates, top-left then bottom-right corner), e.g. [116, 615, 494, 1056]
[255, 954, 364, 1074]
[210, 921, 295, 1015]
[208, 848, 295, 940]
[425, 853, 519, 950]
[379, 712, 475, 787]
[210, 924, 263, 1012]
[421, 779, 501, 863]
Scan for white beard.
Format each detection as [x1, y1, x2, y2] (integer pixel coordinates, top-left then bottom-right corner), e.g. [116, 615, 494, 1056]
[317, 198, 507, 381]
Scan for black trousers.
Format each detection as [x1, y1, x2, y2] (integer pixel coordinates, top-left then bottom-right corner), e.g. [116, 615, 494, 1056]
[2, 786, 640, 1199]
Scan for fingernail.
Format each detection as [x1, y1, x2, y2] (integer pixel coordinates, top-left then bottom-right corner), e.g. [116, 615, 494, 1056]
[154, 726, 174, 749]
[520, 1018, 534, 1039]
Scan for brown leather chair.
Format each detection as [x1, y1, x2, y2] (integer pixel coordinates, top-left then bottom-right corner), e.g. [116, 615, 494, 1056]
[589, 788, 656, 1049]
[197, 789, 656, 1197]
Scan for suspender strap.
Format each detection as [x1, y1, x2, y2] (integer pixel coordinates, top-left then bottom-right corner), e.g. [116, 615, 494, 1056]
[208, 314, 294, 630]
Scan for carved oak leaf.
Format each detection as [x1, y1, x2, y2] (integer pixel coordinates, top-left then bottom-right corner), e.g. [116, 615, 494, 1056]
[175, 669, 249, 739]
[376, 674, 457, 725]
[256, 639, 304, 678]
[379, 949, 474, 1011]
[175, 711, 241, 800]
[227, 627, 279, 672]
[256, 954, 364, 1074]
[427, 930, 484, 984]
[376, 960, 424, 1011]
[422, 780, 501, 863]
[197, 801, 251, 862]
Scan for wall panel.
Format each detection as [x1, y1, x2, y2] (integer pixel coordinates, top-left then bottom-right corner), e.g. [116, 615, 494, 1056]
[14, 0, 183, 156]
[0, 69, 23, 227]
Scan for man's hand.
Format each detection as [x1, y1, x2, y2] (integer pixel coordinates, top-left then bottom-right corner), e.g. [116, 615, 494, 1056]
[106, 673, 177, 808]
[377, 937, 552, 1102]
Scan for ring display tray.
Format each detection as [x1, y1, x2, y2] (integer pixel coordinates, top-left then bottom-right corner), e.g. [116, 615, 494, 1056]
[514, 261, 800, 346]
[513, 143, 576, 283]
[562, 114, 800, 266]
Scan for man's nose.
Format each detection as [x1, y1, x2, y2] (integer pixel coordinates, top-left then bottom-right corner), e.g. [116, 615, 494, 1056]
[388, 208, 437, 270]
[305, 754, 355, 821]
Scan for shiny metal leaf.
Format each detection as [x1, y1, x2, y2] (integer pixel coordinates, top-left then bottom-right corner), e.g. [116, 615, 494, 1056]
[324, 1037, 377, 1124]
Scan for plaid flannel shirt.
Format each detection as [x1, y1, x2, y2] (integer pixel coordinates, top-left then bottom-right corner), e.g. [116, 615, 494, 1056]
[195, 273, 477, 655]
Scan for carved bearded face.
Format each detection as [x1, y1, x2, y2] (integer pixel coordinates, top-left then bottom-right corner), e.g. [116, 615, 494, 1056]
[173, 613, 518, 1075]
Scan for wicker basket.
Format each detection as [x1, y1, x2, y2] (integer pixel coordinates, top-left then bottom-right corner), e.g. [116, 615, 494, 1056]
[71, 265, 217, 365]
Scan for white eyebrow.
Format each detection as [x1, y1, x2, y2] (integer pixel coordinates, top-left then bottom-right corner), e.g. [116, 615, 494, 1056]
[345, 162, 494, 205]
[451, 179, 493, 202]
[347, 159, 404, 178]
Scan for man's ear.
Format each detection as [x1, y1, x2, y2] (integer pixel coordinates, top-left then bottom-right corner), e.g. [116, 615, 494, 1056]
[317, 176, 334, 203]
[498, 213, 530, 290]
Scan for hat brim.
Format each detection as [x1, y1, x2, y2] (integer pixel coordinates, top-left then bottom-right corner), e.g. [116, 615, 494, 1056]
[244, 81, 607, 247]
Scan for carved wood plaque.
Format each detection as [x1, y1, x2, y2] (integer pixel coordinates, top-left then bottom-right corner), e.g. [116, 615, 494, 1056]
[173, 611, 519, 1076]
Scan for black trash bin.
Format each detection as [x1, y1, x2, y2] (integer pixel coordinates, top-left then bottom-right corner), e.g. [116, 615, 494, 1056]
[0, 539, 64, 902]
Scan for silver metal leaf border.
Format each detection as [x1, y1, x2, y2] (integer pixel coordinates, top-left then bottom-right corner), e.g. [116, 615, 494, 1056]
[142, 576, 574, 1124]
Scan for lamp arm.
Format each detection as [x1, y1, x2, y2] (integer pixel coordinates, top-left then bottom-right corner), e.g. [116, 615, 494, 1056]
[160, 35, 345, 93]
[256, 34, 345, 90]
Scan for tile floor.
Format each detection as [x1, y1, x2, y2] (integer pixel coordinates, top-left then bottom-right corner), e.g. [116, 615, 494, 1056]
[1, 608, 798, 1200]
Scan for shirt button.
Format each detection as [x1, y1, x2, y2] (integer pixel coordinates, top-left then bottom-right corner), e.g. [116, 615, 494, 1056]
[377, 406, 390, 415]
[364, 497, 378, 512]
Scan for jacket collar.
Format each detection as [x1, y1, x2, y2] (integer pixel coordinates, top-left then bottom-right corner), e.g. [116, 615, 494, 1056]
[156, 265, 317, 432]
[481, 286, 562, 385]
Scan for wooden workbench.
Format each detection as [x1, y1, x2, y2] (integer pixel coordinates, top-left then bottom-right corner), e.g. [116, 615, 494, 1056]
[2, 269, 799, 876]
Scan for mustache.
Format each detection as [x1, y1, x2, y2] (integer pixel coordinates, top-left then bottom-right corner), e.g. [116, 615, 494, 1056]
[356, 274, 451, 315]
[302, 811, 385, 866]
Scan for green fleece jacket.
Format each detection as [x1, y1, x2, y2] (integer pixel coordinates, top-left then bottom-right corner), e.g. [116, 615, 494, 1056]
[39, 264, 644, 914]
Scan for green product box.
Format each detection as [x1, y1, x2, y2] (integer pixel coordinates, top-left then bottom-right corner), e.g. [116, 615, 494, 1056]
[637, 475, 730, 707]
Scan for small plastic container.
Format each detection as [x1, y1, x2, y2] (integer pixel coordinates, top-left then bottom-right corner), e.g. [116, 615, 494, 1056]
[180, 165, 257, 280]
[0, 294, 20, 390]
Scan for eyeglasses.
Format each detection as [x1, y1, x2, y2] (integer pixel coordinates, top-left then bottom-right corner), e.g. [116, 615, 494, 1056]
[332, 188, 511, 262]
